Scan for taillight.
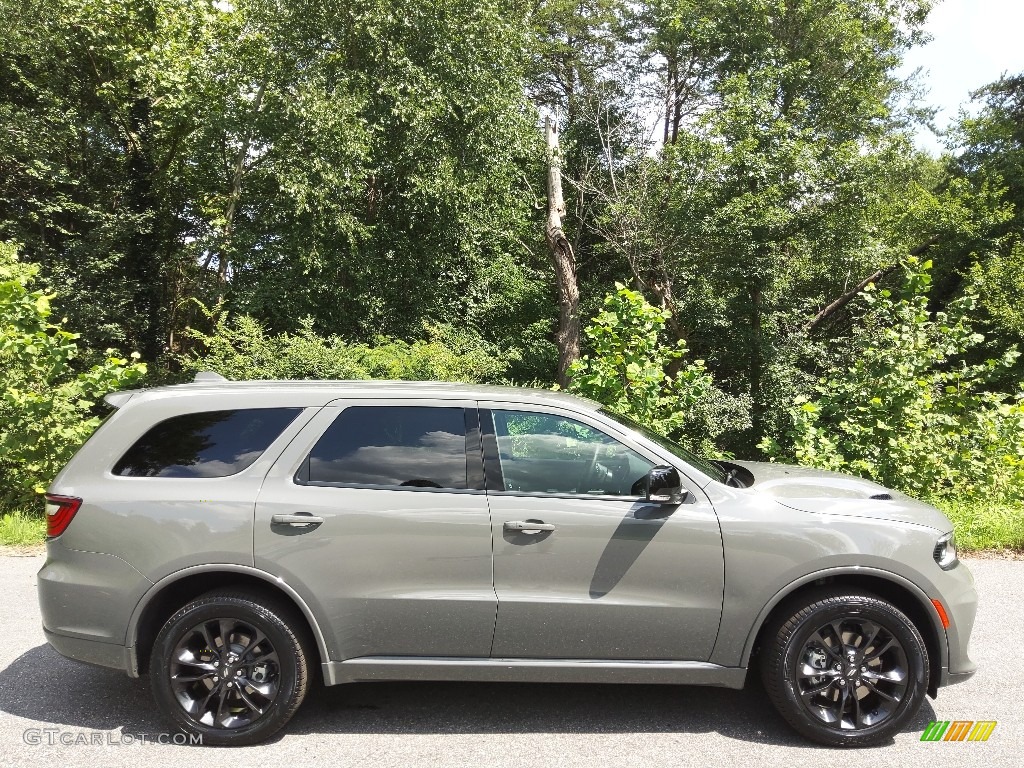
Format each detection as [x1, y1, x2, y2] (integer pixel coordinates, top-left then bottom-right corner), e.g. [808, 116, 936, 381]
[44, 494, 82, 538]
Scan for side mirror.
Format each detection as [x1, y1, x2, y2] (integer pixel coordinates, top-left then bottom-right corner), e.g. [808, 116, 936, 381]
[645, 465, 683, 504]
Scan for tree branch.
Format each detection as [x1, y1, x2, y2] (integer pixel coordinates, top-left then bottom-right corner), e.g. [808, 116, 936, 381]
[804, 236, 941, 333]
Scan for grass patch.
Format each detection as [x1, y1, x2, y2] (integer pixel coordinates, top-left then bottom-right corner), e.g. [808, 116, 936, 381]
[934, 499, 1024, 553]
[0, 510, 46, 547]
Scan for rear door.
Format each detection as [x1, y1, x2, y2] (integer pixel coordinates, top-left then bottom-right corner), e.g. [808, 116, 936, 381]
[254, 400, 496, 661]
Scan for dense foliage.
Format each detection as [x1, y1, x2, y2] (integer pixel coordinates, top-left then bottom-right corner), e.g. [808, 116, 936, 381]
[180, 311, 508, 384]
[762, 259, 1024, 502]
[0, 0, 1022, 520]
[568, 285, 750, 454]
[0, 243, 146, 509]
[0, 0, 546, 360]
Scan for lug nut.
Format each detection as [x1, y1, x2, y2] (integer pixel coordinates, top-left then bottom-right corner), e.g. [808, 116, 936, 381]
[212, 675, 218, 682]
[236, 670, 243, 676]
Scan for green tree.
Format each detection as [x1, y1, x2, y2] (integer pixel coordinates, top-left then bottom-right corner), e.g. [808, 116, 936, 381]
[945, 74, 1024, 356]
[0, 0, 548, 374]
[568, 284, 750, 453]
[537, 0, 943, 454]
[180, 310, 509, 385]
[762, 258, 1024, 502]
[0, 243, 146, 510]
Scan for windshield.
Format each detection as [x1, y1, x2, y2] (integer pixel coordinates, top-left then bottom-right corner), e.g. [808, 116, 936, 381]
[599, 409, 728, 485]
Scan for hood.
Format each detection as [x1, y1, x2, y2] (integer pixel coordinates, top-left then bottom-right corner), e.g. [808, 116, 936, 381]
[730, 460, 953, 532]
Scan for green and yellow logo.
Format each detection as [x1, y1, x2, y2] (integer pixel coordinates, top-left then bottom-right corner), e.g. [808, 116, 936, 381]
[921, 720, 997, 742]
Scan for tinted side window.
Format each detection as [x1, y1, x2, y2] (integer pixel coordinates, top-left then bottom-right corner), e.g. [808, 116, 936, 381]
[492, 410, 654, 496]
[305, 406, 468, 489]
[114, 408, 301, 478]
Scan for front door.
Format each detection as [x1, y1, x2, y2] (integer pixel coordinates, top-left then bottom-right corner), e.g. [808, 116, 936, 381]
[254, 400, 495, 661]
[481, 404, 724, 661]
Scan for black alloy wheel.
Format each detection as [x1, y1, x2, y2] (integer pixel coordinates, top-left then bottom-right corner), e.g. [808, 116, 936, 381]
[762, 589, 929, 747]
[151, 591, 310, 746]
[169, 616, 280, 729]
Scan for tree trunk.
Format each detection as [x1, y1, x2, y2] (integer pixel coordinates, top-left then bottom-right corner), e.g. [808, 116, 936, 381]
[649, 263, 690, 375]
[663, 55, 676, 145]
[748, 280, 765, 446]
[123, 86, 162, 362]
[203, 78, 268, 287]
[545, 116, 580, 388]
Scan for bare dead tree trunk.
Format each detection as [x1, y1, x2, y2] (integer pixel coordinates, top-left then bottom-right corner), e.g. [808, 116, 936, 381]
[545, 116, 580, 388]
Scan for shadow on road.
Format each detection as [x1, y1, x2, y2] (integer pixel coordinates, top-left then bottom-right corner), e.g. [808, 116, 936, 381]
[0, 644, 937, 748]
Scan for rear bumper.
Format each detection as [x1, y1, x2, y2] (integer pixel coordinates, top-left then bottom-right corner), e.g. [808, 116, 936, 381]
[37, 540, 150, 677]
[43, 627, 136, 675]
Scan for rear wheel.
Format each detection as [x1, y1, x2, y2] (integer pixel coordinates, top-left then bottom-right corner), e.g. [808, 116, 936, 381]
[761, 590, 929, 747]
[151, 591, 310, 746]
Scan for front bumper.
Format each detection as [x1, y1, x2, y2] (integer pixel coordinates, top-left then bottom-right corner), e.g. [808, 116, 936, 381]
[934, 558, 978, 688]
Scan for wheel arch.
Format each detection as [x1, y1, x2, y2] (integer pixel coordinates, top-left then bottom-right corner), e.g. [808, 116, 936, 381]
[128, 564, 331, 679]
[742, 567, 946, 697]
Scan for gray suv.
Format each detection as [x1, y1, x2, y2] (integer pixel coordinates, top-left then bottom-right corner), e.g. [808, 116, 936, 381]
[38, 375, 977, 747]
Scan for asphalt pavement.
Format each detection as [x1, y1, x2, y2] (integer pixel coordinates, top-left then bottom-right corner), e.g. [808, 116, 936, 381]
[1, 553, 1020, 767]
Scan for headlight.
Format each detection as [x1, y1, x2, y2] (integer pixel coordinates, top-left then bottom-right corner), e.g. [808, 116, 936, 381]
[933, 532, 958, 570]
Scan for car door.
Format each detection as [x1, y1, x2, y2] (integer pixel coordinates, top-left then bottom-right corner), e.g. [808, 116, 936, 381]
[481, 403, 724, 661]
[254, 400, 496, 661]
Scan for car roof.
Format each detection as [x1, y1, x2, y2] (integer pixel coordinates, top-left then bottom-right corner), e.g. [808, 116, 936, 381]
[105, 373, 602, 411]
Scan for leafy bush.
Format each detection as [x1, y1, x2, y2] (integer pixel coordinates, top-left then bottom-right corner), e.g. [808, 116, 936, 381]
[180, 310, 508, 384]
[567, 284, 751, 454]
[761, 258, 1024, 501]
[0, 243, 146, 510]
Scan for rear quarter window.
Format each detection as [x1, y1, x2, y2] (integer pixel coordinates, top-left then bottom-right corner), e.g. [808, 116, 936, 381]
[113, 408, 301, 478]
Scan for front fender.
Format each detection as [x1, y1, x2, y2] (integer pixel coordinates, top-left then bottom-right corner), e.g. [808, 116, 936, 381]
[731, 565, 947, 673]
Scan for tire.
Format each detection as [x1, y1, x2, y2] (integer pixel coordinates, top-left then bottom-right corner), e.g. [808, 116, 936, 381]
[150, 590, 311, 746]
[760, 589, 929, 747]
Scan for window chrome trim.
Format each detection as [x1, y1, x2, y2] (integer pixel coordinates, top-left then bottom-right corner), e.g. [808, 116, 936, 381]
[291, 479, 486, 495]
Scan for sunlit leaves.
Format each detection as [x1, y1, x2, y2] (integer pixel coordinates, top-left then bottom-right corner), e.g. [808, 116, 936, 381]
[0, 243, 146, 508]
[568, 283, 751, 454]
[763, 258, 1024, 502]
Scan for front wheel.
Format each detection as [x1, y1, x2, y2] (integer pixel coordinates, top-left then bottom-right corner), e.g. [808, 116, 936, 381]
[761, 590, 929, 747]
[150, 591, 311, 746]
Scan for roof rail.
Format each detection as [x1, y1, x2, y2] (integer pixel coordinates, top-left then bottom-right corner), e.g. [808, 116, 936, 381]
[193, 371, 229, 383]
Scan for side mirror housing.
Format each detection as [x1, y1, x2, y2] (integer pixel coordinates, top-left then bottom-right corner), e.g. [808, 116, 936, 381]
[645, 465, 683, 504]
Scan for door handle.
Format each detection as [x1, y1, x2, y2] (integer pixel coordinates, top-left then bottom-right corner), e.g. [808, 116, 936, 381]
[504, 520, 555, 534]
[271, 513, 324, 527]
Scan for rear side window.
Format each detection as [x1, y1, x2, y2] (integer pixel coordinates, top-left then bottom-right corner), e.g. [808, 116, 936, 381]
[302, 406, 469, 489]
[113, 408, 301, 478]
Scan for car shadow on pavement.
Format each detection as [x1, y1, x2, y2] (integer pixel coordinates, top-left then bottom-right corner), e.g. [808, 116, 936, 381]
[0, 644, 938, 748]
